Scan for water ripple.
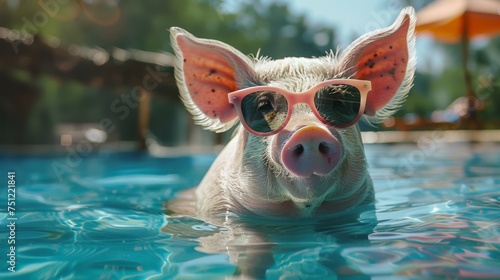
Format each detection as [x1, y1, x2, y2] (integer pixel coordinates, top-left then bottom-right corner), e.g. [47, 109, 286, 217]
[1, 146, 499, 279]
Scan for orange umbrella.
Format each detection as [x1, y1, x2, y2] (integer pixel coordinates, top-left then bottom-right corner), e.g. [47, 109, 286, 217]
[415, 0, 500, 125]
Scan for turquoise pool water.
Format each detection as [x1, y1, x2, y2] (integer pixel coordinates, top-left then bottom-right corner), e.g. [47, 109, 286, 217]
[1, 143, 499, 279]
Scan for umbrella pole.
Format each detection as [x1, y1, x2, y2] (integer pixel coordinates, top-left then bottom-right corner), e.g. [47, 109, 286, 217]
[461, 14, 479, 129]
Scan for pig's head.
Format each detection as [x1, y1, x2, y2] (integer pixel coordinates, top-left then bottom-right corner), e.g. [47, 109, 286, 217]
[170, 7, 416, 216]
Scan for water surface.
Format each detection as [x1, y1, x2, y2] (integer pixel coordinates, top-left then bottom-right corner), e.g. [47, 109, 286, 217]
[1, 143, 499, 279]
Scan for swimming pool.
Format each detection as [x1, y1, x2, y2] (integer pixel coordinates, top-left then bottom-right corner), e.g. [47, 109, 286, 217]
[1, 142, 499, 279]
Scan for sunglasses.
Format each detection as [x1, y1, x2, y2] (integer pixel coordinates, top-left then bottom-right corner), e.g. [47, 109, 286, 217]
[228, 79, 372, 136]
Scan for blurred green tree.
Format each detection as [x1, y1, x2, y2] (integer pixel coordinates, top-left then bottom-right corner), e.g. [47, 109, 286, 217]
[0, 0, 340, 145]
[474, 37, 500, 125]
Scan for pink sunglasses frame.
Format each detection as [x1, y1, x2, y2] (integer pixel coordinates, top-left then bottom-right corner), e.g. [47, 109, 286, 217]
[228, 79, 372, 136]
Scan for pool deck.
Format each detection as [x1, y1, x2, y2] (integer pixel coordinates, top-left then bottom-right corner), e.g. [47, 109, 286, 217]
[1, 130, 499, 156]
[361, 129, 500, 144]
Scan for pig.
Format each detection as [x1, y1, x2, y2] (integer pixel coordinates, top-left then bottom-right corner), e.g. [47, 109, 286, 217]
[168, 7, 416, 221]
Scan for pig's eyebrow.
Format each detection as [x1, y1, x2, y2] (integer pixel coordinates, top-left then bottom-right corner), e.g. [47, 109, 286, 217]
[322, 84, 352, 93]
[253, 91, 275, 99]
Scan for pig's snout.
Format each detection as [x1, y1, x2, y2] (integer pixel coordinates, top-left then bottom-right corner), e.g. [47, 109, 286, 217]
[281, 126, 340, 177]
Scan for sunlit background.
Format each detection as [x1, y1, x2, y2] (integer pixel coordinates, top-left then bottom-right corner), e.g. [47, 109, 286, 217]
[1, 0, 499, 151]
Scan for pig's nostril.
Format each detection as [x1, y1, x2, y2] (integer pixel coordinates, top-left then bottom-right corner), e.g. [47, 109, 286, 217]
[318, 142, 329, 155]
[293, 144, 304, 156]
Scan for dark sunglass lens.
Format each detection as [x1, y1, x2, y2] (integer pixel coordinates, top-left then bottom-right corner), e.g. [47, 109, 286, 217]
[241, 91, 288, 133]
[314, 84, 361, 126]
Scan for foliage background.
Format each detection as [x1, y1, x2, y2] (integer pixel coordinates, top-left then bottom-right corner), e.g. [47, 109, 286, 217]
[0, 0, 498, 146]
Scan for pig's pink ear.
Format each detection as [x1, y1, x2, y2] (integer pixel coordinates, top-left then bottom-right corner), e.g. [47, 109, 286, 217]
[170, 27, 256, 132]
[339, 7, 416, 122]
